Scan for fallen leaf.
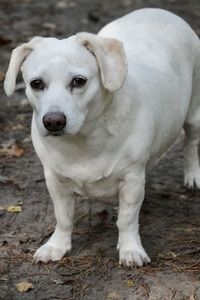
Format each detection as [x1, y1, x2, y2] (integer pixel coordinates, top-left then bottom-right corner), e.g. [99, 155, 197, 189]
[10, 144, 24, 157]
[0, 231, 28, 247]
[42, 22, 56, 30]
[107, 292, 121, 300]
[52, 278, 65, 284]
[12, 124, 25, 131]
[0, 71, 5, 81]
[0, 143, 24, 157]
[16, 114, 27, 121]
[127, 279, 135, 287]
[16, 281, 35, 293]
[6, 205, 22, 213]
[56, 1, 67, 8]
[158, 251, 177, 259]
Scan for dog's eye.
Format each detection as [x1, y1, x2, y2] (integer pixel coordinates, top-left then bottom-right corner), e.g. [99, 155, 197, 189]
[30, 79, 45, 91]
[70, 76, 87, 89]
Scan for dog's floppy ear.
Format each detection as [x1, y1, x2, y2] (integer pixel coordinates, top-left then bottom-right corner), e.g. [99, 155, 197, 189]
[4, 36, 43, 96]
[76, 33, 128, 93]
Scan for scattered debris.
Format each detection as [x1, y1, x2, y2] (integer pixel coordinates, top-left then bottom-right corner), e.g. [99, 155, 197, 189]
[6, 205, 22, 213]
[0, 71, 5, 81]
[0, 175, 10, 184]
[107, 292, 121, 300]
[16, 281, 35, 293]
[20, 98, 29, 106]
[56, 0, 68, 8]
[11, 124, 24, 131]
[0, 140, 24, 157]
[0, 202, 23, 213]
[127, 279, 135, 287]
[42, 22, 56, 30]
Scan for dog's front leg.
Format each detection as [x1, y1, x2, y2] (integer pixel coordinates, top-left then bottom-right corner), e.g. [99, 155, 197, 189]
[117, 169, 150, 267]
[33, 168, 74, 263]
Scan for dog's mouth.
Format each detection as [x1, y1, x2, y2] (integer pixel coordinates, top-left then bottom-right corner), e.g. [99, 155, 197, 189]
[45, 130, 65, 137]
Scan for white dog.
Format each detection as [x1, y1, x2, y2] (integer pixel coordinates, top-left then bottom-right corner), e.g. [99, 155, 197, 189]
[4, 8, 200, 266]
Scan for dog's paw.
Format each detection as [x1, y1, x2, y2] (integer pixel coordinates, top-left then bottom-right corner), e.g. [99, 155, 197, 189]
[33, 243, 71, 264]
[184, 170, 200, 190]
[118, 245, 150, 267]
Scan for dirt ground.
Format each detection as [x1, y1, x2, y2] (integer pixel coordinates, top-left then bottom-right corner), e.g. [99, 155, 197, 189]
[1, 0, 200, 299]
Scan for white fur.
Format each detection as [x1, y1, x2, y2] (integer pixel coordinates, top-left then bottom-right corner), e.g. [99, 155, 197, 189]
[4, 8, 200, 266]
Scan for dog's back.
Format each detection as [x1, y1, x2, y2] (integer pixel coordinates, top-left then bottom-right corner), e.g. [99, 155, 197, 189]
[100, 8, 200, 163]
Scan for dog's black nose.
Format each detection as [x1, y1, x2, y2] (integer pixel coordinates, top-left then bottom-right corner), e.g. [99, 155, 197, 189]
[43, 112, 66, 132]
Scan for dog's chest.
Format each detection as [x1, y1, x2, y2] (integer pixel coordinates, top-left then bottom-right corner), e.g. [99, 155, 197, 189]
[34, 127, 123, 198]
[71, 175, 119, 199]
[53, 154, 120, 199]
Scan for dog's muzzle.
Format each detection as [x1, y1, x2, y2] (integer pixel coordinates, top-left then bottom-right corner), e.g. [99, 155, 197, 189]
[43, 112, 66, 133]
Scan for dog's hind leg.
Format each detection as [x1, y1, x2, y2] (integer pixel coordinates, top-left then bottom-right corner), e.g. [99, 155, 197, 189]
[184, 121, 200, 189]
[184, 67, 200, 189]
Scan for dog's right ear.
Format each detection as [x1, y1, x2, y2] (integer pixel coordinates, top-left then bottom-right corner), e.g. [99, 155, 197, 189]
[76, 33, 127, 93]
[4, 36, 43, 96]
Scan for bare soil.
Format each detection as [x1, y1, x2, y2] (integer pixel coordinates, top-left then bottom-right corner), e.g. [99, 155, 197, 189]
[1, 1, 200, 299]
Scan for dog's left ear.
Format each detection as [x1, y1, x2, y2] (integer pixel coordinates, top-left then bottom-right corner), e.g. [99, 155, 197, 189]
[4, 36, 43, 96]
[76, 33, 128, 93]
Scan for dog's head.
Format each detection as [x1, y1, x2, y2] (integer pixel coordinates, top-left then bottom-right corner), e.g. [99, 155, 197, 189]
[4, 34, 127, 136]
